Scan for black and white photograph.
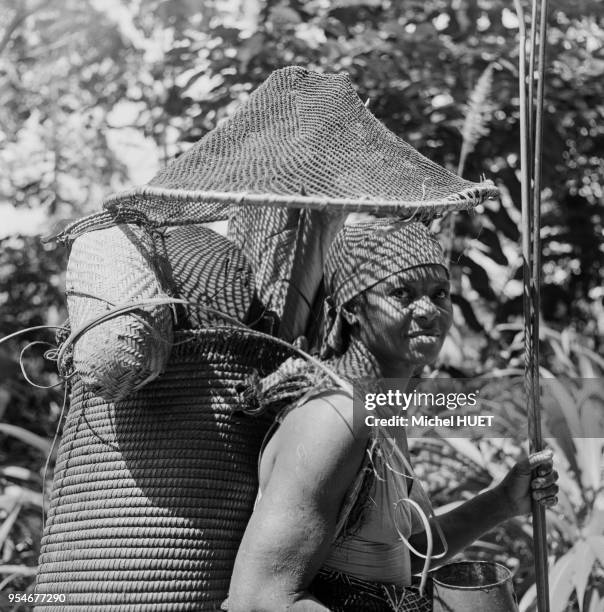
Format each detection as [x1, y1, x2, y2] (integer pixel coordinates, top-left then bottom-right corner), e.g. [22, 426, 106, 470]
[0, 1, 602, 611]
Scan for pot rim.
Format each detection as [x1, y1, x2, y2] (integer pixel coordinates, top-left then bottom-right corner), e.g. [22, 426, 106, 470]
[432, 560, 513, 590]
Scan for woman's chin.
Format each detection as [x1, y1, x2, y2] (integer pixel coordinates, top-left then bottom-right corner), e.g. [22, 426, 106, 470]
[405, 339, 442, 364]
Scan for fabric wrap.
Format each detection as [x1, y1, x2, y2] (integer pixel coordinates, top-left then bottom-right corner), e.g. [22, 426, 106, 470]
[322, 219, 447, 356]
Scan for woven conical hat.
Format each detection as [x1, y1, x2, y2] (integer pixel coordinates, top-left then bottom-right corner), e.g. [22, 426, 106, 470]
[61, 66, 497, 239]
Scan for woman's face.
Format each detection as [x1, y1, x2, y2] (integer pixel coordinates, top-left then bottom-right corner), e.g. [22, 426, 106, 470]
[347, 264, 452, 376]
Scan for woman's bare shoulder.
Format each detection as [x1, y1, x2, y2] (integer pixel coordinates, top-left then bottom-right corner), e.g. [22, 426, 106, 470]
[259, 390, 367, 491]
[269, 390, 369, 470]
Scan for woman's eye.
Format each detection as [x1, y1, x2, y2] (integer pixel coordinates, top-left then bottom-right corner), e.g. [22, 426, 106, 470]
[433, 288, 450, 300]
[391, 287, 412, 301]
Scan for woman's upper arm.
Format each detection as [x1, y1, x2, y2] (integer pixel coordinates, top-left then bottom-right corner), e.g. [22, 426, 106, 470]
[228, 391, 367, 610]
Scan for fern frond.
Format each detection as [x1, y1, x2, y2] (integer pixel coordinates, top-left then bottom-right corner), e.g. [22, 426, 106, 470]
[457, 63, 496, 176]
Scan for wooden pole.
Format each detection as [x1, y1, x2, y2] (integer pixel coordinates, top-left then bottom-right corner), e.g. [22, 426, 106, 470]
[513, 0, 550, 610]
[530, 1, 550, 608]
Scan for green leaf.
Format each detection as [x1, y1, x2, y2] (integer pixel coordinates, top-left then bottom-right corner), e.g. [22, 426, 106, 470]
[576, 354, 597, 378]
[474, 226, 509, 266]
[545, 509, 579, 542]
[518, 582, 536, 612]
[0, 466, 37, 481]
[0, 564, 37, 576]
[457, 63, 495, 176]
[0, 484, 43, 511]
[0, 501, 22, 550]
[575, 437, 604, 493]
[571, 540, 595, 612]
[0, 424, 52, 455]
[588, 535, 604, 566]
[439, 438, 485, 470]
[450, 294, 485, 332]
[586, 590, 601, 612]
[549, 549, 579, 612]
[540, 374, 584, 438]
[456, 254, 497, 302]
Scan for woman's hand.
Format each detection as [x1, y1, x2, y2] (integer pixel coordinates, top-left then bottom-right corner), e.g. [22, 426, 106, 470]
[410, 449, 559, 571]
[496, 449, 559, 517]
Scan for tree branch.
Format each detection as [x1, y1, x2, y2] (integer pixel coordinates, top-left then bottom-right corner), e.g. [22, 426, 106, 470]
[0, 0, 49, 56]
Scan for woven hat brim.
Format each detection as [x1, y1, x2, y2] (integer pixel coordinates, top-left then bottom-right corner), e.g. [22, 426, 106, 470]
[53, 67, 499, 242]
[55, 180, 498, 243]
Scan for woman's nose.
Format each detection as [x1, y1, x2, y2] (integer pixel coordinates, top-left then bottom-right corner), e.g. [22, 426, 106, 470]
[411, 296, 438, 323]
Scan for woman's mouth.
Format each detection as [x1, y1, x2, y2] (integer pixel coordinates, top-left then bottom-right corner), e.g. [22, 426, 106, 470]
[408, 331, 440, 338]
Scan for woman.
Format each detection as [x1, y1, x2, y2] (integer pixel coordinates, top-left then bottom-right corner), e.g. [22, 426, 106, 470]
[227, 219, 558, 611]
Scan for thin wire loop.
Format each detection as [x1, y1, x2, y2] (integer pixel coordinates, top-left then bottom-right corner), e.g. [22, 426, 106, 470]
[42, 384, 69, 531]
[18, 341, 75, 389]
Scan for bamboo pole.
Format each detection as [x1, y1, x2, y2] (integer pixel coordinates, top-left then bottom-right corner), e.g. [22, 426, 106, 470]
[513, 0, 550, 610]
[528, 0, 538, 154]
[530, 2, 550, 607]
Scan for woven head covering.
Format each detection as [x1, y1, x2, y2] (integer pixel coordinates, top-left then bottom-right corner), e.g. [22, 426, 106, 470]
[60, 67, 498, 242]
[322, 219, 447, 356]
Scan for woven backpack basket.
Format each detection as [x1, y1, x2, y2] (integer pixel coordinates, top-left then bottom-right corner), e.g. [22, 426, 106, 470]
[35, 328, 292, 611]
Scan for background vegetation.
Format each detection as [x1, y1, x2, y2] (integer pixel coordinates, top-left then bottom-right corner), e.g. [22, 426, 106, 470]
[0, 0, 602, 610]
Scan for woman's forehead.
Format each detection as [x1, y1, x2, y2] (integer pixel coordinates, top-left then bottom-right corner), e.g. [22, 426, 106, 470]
[381, 264, 449, 285]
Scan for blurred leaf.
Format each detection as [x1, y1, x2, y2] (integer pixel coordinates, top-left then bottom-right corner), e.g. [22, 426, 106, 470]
[0, 466, 37, 481]
[239, 32, 264, 73]
[456, 254, 497, 301]
[0, 501, 22, 549]
[0, 564, 37, 576]
[0, 485, 43, 511]
[483, 202, 521, 243]
[572, 540, 595, 611]
[540, 374, 584, 438]
[549, 550, 579, 612]
[588, 535, 604, 567]
[458, 63, 495, 176]
[0, 424, 52, 455]
[475, 227, 508, 266]
[519, 582, 537, 612]
[586, 591, 601, 612]
[440, 437, 486, 471]
[451, 294, 485, 332]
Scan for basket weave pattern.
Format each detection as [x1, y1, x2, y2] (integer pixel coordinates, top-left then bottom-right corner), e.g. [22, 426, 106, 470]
[36, 329, 292, 610]
[65, 224, 173, 402]
[161, 225, 255, 329]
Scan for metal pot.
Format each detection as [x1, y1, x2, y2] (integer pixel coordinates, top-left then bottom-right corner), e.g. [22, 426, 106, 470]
[432, 561, 519, 612]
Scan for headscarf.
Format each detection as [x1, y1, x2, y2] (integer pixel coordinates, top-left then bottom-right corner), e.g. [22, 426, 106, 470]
[322, 219, 448, 357]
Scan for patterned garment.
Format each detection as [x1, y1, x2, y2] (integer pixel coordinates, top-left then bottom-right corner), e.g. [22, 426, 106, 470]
[310, 568, 432, 612]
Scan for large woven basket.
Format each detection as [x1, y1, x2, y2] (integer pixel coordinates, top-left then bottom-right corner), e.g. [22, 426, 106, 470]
[36, 328, 292, 611]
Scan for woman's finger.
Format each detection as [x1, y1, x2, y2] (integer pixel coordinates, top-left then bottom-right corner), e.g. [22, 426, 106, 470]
[528, 449, 554, 476]
[515, 452, 553, 476]
[536, 461, 553, 477]
[531, 470, 558, 489]
[532, 485, 559, 501]
[528, 449, 553, 467]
